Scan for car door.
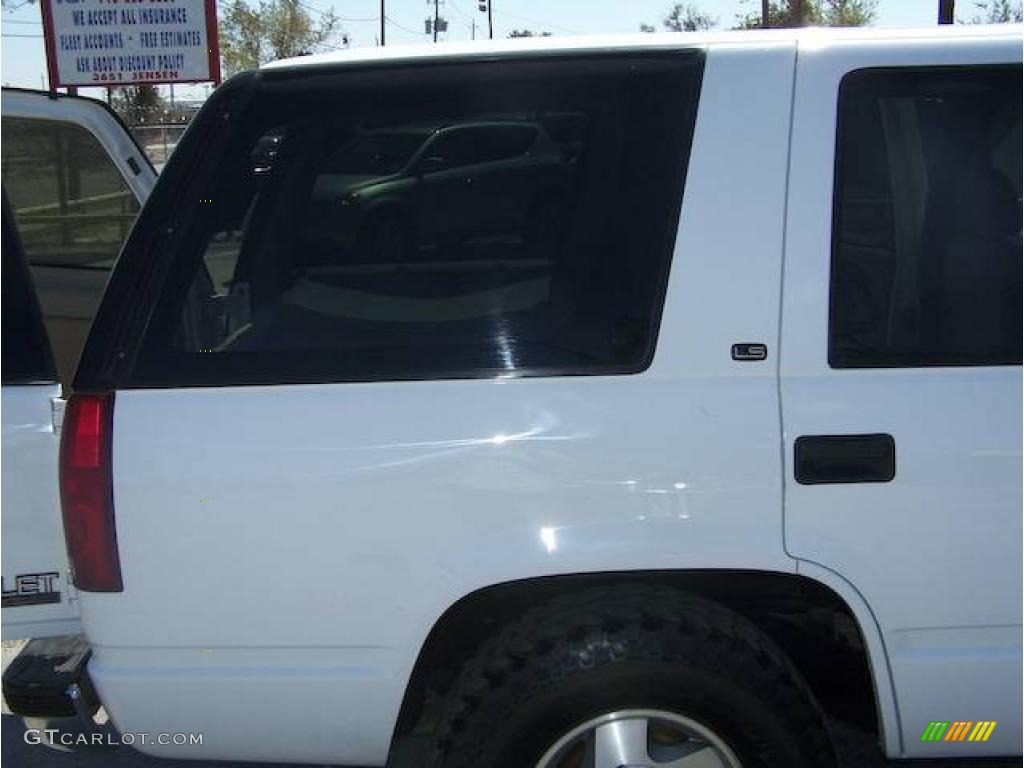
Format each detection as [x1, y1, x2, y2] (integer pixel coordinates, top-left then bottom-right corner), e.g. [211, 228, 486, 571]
[1, 89, 155, 639]
[781, 35, 1022, 757]
[464, 124, 544, 239]
[415, 125, 492, 244]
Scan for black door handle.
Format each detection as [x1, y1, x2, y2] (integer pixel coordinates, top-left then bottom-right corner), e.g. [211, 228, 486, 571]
[794, 434, 895, 485]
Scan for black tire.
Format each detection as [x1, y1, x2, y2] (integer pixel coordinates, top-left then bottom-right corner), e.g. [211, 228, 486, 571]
[430, 585, 836, 768]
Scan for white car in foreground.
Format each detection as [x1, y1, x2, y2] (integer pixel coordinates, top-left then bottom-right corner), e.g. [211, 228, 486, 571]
[3, 24, 1021, 768]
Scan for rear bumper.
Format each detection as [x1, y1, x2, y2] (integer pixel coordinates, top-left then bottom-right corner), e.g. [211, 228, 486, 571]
[3, 635, 100, 718]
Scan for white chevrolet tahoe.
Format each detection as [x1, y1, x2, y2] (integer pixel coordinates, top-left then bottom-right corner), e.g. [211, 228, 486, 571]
[2, 25, 1021, 768]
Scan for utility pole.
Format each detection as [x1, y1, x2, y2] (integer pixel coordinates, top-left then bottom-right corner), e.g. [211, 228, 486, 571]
[471, 18, 476, 39]
[477, 0, 493, 39]
[761, 0, 770, 27]
[938, 0, 954, 23]
[433, 0, 440, 42]
[380, 0, 385, 45]
[791, 0, 804, 24]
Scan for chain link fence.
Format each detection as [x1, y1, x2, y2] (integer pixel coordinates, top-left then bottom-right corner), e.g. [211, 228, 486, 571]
[129, 124, 188, 168]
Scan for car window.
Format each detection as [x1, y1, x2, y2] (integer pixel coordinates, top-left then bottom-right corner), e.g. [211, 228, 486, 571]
[423, 127, 489, 169]
[422, 124, 538, 170]
[1, 190, 57, 385]
[131, 54, 704, 387]
[480, 125, 538, 162]
[327, 131, 430, 175]
[830, 66, 1022, 368]
[1, 116, 141, 388]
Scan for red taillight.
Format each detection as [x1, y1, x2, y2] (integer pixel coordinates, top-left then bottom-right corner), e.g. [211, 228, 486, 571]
[60, 393, 122, 592]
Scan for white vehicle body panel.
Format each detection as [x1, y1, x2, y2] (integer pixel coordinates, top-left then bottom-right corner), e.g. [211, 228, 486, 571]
[1, 384, 74, 639]
[86, 43, 800, 764]
[1, 90, 154, 640]
[781, 34, 1022, 757]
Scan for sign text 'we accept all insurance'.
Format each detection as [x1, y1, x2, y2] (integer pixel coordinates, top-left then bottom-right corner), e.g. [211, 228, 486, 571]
[42, 0, 221, 88]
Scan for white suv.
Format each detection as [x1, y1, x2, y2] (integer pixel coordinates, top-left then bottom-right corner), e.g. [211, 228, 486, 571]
[3, 25, 1021, 768]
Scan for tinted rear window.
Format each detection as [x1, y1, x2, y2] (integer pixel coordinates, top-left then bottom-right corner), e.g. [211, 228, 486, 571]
[125, 54, 703, 387]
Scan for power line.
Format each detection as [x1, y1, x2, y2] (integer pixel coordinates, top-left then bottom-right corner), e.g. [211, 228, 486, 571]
[296, 0, 375, 21]
[500, 10, 580, 34]
[297, 1, 328, 17]
[4, 19, 41, 25]
[446, 0, 475, 23]
[384, 15, 422, 36]
[2, 32, 43, 38]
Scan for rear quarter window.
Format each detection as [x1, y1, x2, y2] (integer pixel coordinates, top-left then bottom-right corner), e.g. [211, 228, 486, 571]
[121, 53, 704, 387]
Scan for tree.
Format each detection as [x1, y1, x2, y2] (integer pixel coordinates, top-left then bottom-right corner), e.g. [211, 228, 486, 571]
[962, 0, 1023, 21]
[641, 3, 717, 32]
[664, 2, 717, 30]
[508, 29, 552, 37]
[734, 0, 809, 27]
[734, 0, 875, 28]
[219, 0, 339, 75]
[111, 85, 165, 125]
[821, 0, 878, 25]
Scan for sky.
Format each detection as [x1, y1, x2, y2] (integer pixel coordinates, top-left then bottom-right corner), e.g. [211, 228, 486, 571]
[0, 0, 949, 102]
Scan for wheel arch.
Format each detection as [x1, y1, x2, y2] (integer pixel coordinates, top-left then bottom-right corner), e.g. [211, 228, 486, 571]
[389, 568, 898, 759]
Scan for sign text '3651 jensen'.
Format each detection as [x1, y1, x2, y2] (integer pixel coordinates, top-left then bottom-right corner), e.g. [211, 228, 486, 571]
[41, 0, 221, 89]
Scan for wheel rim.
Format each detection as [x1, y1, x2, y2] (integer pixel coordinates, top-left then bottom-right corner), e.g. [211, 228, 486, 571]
[535, 709, 744, 768]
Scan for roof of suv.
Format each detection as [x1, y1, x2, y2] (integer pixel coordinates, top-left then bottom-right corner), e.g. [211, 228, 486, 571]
[263, 24, 1022, 73]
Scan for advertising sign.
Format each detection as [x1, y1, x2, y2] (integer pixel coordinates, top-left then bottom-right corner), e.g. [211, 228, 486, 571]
[41, 0, 221, 88]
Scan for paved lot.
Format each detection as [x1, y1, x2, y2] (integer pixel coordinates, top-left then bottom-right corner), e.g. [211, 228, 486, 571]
[3, 641, 1016, 768]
